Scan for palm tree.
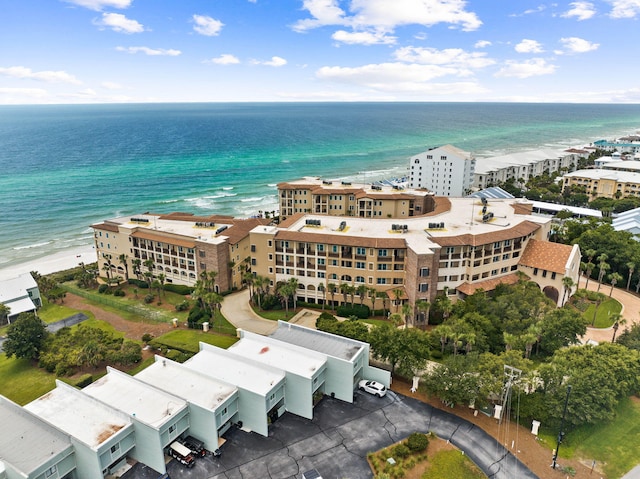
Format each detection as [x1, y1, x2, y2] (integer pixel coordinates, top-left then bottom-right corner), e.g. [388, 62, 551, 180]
[561, 276, 575, 306]
[287, 277, 299, 311]
[327, 282, 337, 311]
[503, 332, 518, 352]
[584, 261, 595, 289]
[464, 332, 476, 354]
[626, 262, 636, 291]
[591, 292, 607, 326]
[435, 324, 453, 354]
[392, 288, 404, 312]
[143, 258, 154, 287]
[401, 302, 412, 329]
[278, 282, 295, 317]
[356, 284, 368, 306]
[611, 315, 626, 343]
[318, 282, 326, 310]
[102, 263, 112, 281]
[158, 273, 166, 298]
[368, 288, 378, 315]
[132, 258, 142, 280]
[340, 283, 349, 305]
[118, 253, 130, 280]
[0, 303, 10, 326]
[243, 272, 254, 298]
[608, 272, 623, 297]
[596, 254, 609, 293]
[415, 300, 430, 326]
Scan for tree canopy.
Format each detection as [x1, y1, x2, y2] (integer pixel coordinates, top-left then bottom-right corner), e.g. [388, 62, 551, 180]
[2, 312, 49, 360]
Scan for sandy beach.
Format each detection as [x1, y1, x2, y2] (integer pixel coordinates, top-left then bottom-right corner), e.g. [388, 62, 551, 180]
[0, 245, 97, 281]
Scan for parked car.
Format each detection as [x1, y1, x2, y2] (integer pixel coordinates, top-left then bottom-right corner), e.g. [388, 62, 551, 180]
[165, 441, 195, 468]
[178, 435, 206, 457]
[358, 379, 387, 397]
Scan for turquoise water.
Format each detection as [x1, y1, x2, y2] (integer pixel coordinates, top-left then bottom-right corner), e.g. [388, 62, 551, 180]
[1, 102, 640, 269]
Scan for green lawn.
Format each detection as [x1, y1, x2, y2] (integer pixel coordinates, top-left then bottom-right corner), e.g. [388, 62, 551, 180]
[421, 449, 486, 479]
[38, 301, 85, 324]
[539, 397, 640, 479]
[252, 306, 293, 321]
[152, 329, 238, 353]
[0, 354, 56, 405]
[583, 298, 622, 328]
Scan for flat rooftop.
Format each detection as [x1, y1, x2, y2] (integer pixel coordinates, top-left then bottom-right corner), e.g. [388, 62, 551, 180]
[258, 197, 549, 255]
[135, 356, 238, 410]
[0, 396, 73, 475]
[185, 344, 285, 395]
[83, 367, 187, 428]
[228, 333, 326, 379]
[270, 321, 364, 362]
[474, 148, 570, 174]
[25, 381, 131, 449]
[564, 168, 640, 183]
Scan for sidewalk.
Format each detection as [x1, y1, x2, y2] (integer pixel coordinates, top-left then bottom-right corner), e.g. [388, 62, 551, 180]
[579, 274, 640, 344]
[220, 289, 279, 335]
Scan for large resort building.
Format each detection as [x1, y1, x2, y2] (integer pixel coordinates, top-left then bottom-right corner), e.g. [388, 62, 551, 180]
[408, 144, 476, 196]
[562, 160, 640, 200]
[92, 182, 580, 315]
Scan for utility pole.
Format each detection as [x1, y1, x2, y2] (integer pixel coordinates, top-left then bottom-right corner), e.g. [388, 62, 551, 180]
[552, 385, 572, 470]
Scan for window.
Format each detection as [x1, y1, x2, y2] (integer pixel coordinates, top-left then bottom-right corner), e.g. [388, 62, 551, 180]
[377, 278, 388, 284]
[420, 267, 430, 277]
[356, 247, 366, 255]
[317, 244, 325, 252]
[533, 268, 538, 275]
[199, 250, 206, 258]
[356, 276, 365, 283]
[45, 466, 57, 478]
[251, 258, 256, 266]
[111, 444, 120, 454]
[542, 270, 547, 278]
[268, 253, 273, 260]
[268, 240, 273, 247]
[419, 283, 428, 292]
[551, 272, 557, 280]
[378, 264, 389, 270]
[169, 425, 176, 434]
[251, 244, 256, 252]
[355, 261, 365, 269]
[332, 245, 339, 253]
[318, 272, 325, 278]
[318, 258, 326, 265]
[378, 249, 388, 257]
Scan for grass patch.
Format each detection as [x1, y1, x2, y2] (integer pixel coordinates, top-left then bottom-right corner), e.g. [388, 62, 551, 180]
[0, 354, 56, 405]
[550, 396, 640, 479]
[583, 298, 622, 328]
[361, 318, 391, 328]
[126, 355, 156, 375]
[421, 450, 486, 479]
[252, 306, 294, 321]
[152, 329, 238, 354]
[37, 301, 82, 324]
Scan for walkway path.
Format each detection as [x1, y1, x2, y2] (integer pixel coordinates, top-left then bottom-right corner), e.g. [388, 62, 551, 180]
[579, 275, 640, 344]
[219, 289, 279, 335]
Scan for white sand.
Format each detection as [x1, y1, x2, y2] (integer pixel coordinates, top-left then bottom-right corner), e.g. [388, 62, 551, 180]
[0, 245, 97, 281]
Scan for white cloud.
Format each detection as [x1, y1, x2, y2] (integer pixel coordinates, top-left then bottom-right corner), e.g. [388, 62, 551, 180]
[474, 40, 491, 48]
[116, 46, 181, 56]
[559, 36, 599, 53]
[608, 0, 640, 18]
[293, 0, 482, 33]
[95, 12, 144, 33]
[0, 66, 82, 84]
[208, 54, 241, 65]
[509, 5, 546, 17]
[192, 14, 224, 36]
[394, 47, 495, 69]
[495, 58, 556, 78]
[515, 39, 544, 53]
[332, 29, 396, 45]
[561, 2, 597, 20]
[0, 87, 48, 98]
[62, 0, 132, 11]
[253, 56, 287, 67]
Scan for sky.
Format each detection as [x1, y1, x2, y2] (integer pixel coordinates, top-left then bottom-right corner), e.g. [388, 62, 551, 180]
[1, 0, 639, 104]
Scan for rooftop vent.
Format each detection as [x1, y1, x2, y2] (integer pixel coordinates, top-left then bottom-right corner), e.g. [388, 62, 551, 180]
[338, 221, 347, 231]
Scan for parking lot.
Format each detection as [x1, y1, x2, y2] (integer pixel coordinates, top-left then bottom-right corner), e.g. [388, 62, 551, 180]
[123, 390, 537, 479]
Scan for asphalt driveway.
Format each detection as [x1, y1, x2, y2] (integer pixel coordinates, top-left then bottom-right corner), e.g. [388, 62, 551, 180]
[123, 390, 537, 479]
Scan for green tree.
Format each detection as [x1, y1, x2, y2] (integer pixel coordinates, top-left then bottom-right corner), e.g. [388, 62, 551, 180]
[0, 303, 10, 326]
[608, 272, 623, 297]
[617, 323, 640, 350]
[561, 276, 575, 306]
[423, 355, 479, 407]
[539, 308, 587, 355]
[2, 312, 49, 360]
[369, 323, 430, 376]
[327, 282, 337, 311]
[118, 253, 130, 280]
[415, 300, 431, 326]
[626, 262, 636, 291]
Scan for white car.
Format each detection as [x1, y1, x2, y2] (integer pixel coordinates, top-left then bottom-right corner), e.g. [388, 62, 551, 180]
[358, 380, 387, 397]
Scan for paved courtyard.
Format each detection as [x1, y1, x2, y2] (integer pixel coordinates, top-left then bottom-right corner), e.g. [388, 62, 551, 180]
[123, 389, 537, 479]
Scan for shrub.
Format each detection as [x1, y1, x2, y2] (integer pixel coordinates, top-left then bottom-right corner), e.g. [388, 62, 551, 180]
[98, 284, 109, 294]
[144, 294, 155, 304]
[406, 432, 429, 452]
[163, 283, 193, 295]
[113, 289, 125, 297]
[128, 278, 149, 289]
[74, 374, 93, 388]
[393, 444, 410, 459]
[141, 333, 154, 344]
[175, 300, 191, 312]
[336, 304, 370, 319]
[430, 349, 443, 360]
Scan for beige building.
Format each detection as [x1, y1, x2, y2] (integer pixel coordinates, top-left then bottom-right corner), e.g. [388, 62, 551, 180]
[91, 213, 269, 290]
[562, 168, 640, 200]
[250, 196, 580, 324]
[277, 177, 435, 221]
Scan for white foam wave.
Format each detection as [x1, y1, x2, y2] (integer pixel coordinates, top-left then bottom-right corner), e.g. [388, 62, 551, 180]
[13, 241, 52, 250]
[240, 196, 264, 203]
[222, 186, 234, 191]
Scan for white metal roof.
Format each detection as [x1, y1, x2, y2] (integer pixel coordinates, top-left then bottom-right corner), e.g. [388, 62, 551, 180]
[25, 381, 131, 449]
[83, 367, 187, 428]
[530, 201, 602, 218]
[0, 273, 37, 303]
[564, 168, 640, 183]
[270, 321, 365, 362]
[184, 344, 285, 396]
[135, 356, 238, 410]
[229, 332, 326, 379]
[474, 148, 569, 174]
[0, 396, 73, 475]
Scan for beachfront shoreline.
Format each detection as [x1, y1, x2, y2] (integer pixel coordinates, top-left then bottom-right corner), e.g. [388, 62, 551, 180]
[0, 245, 96, 281]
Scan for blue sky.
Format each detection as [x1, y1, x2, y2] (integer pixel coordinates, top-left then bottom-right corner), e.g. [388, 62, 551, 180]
[1, 0, 639, 104]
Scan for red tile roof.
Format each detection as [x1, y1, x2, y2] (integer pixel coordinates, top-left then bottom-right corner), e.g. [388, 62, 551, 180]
[457, 272, 524, 295]
[518, 239, 574, 274]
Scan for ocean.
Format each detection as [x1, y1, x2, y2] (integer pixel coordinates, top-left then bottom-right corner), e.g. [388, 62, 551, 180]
[1, 102, 640, 272]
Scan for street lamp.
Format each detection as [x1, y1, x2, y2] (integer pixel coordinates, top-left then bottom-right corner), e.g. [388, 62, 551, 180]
[551, 385, 572, 470]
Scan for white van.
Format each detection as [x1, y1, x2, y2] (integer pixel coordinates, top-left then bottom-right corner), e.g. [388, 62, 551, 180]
[166, 441, 195, 468]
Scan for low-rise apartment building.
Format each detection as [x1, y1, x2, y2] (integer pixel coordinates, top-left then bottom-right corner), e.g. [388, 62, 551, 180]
[91, 213, 269, 289]
[250, 196, 579, 316]
[473, 149, 583, 190]
[408, 144, 476, 196]
[278, 177, 435, 220]
[561, 168, 640, 200]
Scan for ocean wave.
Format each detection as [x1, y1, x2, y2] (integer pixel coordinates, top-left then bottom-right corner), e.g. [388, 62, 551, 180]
[240, 196, 264, 203]
[160, 199, 181, 204]
[13, 241, 52, 250]
[267, 183, 277, 187]
[222, 186, 234, 191]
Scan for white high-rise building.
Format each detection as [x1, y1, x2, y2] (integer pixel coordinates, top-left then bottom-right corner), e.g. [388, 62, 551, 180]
[409, 144, 475, 196]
